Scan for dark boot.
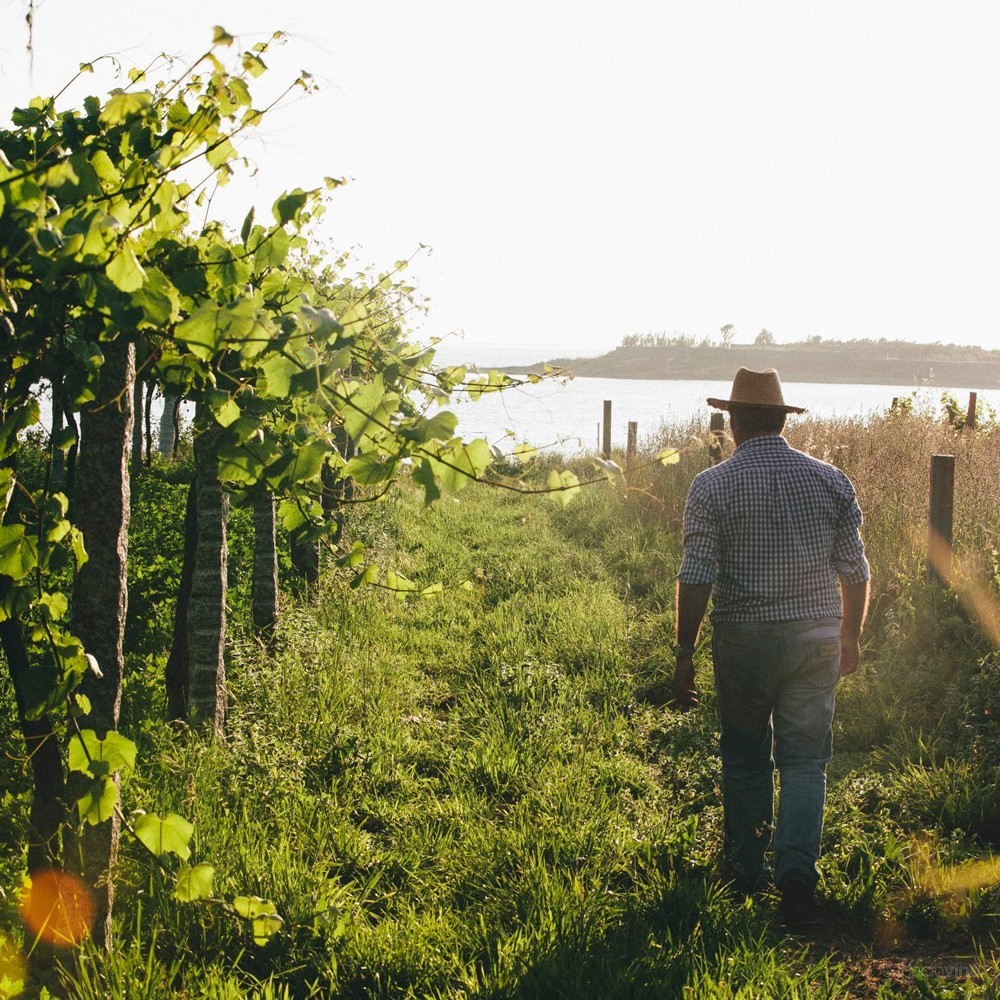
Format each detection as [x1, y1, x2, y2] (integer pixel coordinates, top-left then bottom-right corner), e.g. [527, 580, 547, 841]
[778, 873, 817, 927]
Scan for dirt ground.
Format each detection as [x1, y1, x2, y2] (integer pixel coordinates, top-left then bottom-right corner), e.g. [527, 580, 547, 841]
[791, 904, 996, 998]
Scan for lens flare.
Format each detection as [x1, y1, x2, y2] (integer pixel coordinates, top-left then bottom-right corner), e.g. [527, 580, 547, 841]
[18, 869, 95, 948]
[908, 837, 1000, 898]
[926, 528, 1000, 648]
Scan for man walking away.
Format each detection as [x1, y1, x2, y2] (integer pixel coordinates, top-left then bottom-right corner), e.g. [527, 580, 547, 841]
[670, 368, 870, 924]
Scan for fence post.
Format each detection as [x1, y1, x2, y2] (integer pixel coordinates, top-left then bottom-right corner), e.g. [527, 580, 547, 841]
[602, 400, 612, 459]
[966, 392, 977, 430]
[626, 421, 637, 470]
[928, 454, 955, 586]
[709, 412, 725, 464]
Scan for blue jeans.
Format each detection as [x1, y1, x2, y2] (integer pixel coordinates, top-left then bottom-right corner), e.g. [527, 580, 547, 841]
[712, 618, 841, 893]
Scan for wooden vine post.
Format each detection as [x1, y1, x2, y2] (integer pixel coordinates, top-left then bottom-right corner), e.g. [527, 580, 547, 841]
[709, 412, 725, 464]
[965, 392, 977, 430]
[626, 421, 638, 470]
[928, 454, 955, 586]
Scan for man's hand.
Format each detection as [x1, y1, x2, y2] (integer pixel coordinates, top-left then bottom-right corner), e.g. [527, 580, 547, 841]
[674, 581, 711, 708]
[839, 580, 868, 677]
[839, 634, 861, 676]
[671, 655, 699, 708]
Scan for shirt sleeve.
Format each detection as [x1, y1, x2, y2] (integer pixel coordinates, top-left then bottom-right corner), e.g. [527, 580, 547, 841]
[830, 476, 870, 584]
[678, 474, 718, 585]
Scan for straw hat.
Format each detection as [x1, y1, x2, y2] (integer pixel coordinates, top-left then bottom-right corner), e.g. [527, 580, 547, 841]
[706, 368, 806, 414]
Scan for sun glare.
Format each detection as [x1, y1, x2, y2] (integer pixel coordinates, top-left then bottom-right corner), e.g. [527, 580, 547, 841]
[18, 869, 95, 948]
[925, 528, 1000, 649]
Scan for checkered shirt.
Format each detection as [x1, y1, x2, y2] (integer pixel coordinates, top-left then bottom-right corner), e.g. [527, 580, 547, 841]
[678, 435, 870, 623]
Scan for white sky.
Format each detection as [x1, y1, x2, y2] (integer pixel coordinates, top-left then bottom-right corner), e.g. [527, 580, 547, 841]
[2, 1, 998, 364]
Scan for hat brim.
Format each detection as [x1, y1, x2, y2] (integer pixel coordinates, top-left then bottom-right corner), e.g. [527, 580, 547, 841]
[706, 398, 807, 414]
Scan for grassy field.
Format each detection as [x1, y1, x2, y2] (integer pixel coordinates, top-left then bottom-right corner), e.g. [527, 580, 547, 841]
[2, 404, 1000, 997]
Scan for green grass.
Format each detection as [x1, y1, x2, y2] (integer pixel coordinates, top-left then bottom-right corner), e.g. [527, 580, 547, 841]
[3, 406, 1000, 997]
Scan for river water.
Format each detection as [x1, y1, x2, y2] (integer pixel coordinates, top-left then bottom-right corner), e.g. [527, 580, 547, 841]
[31, 374, 999, 458]
[448, 376, 1000, 455]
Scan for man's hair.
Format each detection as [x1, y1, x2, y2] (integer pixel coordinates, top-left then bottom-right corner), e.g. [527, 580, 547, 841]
[729, 405, 787, 435]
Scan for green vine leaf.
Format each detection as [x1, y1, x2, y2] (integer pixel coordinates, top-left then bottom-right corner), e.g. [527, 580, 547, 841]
[342, 376, 390, 446]
[37, 592, 68, 622]
[241, 52, 268, 79]
[133, 267, 181, 327]
[593, 457, 623, 482]
[425, 438, 492, 493]
[344, 452, 397, 486]
[206, 138, 237, 170]
[68, 729, 137, 781]
[214, 398, 241, 428]
[272, 188, 308, 225]
[71, 528, 88, 571]
[286, 441, 328, 485]
[397, 411, 457, 446]
[412, 459, 441, 505]
[258, 354, 298, 399]
[335, 540, 365, 569]
[174, 863, 215, 902]
[174, 302, 224, 361]
[349, 565, 378, 590]
[99, 91, 153, 125]
[385, 570, 418, 599]
[133, 812, 194, 861]
[51, 426, 77, 453]
[0, 525, 36, 581]
[545, 470, 581, 507]
[233, 896, 283, 945]
[77, 777, 118, 825]
[105, 245, 147, 292]
[240, 206, 255, 244]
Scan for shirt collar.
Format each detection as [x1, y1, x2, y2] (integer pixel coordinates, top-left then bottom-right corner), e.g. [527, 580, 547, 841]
[733, 434, 789, 454]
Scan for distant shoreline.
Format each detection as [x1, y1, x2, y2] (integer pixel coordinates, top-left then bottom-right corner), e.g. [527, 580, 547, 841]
[495, 343, 1000, 389]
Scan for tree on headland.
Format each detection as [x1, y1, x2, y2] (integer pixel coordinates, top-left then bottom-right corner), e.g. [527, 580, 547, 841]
[619, 332, 694, 349]
[755, 328, 775, 346]
[719, 324, 735, 348]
